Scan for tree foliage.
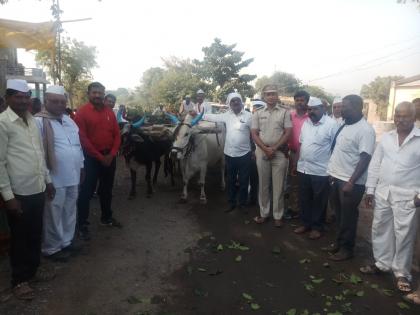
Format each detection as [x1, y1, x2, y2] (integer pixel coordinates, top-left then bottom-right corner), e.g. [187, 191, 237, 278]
[194, 38, 256, 102]
[255, 71, 301, 97]
[360, 75, 404, 120]
[36, 37, 97, 108]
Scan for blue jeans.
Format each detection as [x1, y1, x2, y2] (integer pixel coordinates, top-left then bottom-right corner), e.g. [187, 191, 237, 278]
[225, 152, 251, 207]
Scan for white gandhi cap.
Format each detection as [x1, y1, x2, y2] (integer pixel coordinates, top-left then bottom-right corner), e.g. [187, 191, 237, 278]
[307, 97, 323, 107]
[46, 85, 66, 95]
[7, 79, 30, 93]
[333, 97, 342, 104]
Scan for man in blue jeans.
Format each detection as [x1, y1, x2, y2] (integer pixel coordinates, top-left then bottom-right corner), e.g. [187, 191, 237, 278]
[204, 92, 252, 213]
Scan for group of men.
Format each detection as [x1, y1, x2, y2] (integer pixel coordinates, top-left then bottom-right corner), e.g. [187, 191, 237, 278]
[203, 85, 420, 299]
[1, 77, 419, 303]
[0, 79, 121, 300]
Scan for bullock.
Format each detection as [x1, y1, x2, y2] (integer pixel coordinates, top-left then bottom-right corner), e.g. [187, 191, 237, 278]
[168, 112, 225, 204]
[119, 115, 174, 199]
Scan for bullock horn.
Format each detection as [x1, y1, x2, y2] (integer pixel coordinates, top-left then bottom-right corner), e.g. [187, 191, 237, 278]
[132, 116, 146, 129]
[165, 112, 180, 125]
[191, 111, 204, 126]
[116, 108, 124, 123]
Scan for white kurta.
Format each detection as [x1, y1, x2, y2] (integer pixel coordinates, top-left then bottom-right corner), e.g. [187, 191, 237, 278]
[35, 115, 84, 255]
[366, 127, 420, 280]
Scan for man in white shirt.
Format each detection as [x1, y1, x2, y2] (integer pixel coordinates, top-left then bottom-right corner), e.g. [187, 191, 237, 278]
[194, 89, 211, 114]
[331, 97, 344, 125]
[204, 92, 252, 212]
[293, 97, 339, 240]
[35, 86, 84, 262]
[179, 95, 195, 115]
[360, 102, 420, 293]
[0, 79, 55, 300]
[413, 98, 420, 128]
[326, 94, 376, 261]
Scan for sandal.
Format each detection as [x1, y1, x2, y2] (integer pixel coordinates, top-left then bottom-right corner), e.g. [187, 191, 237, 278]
[360, 264, 384, 275]
[402, 291, 420, 305]
[254, 216, 269, 224]
[12, 282, 35, 300]
[396, 277, 411, 293]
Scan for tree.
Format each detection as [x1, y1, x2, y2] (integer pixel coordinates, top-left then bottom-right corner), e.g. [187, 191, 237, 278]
[131, 58, 204, 112]
[194, 38, 256, 102]
[360, 75, 404, 120]
[255, 71, 301, 97]
[36, 37, 97, 108]
[302, 85, 334, 105]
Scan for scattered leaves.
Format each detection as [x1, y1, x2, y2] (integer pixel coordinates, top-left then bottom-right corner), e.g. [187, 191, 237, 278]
[235, 255, 242, 262]
[397, 302, 410, 310]
[250, 303, 260, 310]
[382, 289, 394, 296]
[300, 258, 311, 264]
[312, 278, 325, 284]
[300, 309, 309, 315]
[272, 246, 282, 255]
[126, 296, 142, 304]
[349, 274, 362, 284]
[356, 290, 364, 297]
[193, 288, 208, 297]
[286, 308, 297, 315]
[370, 284, 379, 289]
[216, 244, 224, 251]
[334, 295, 345, 301]
[242, 293, 253, 300]
[227, 240, 250, 251]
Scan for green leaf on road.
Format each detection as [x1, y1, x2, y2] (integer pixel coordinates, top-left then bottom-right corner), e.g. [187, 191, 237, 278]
[286, 309, 297, 315]
[323, 262, 330, 268]
[272, 246, 281, 255]
[242, 293, 253, 300]
[126, 296, 142, 304]
[250, 303, 260, 310]
[304, 283, 314, 291]
[370, 284, 379, 289]
[235, 255, 242, 262]
[194, 288, 208, 297]
[312, 278, 325, 284]
[216, 244, 224, 251]
[326, 312, 343, 315]
[356, 290, 364, 297]
[349, 274, 362, 284]
[299, 258, 311, 264]
[300, 309, 309, 315]
[397, 302, 410, 310]
[334, 295, 345, 301]
[382, 289, 393, 296]
[197, 267, 207, 272]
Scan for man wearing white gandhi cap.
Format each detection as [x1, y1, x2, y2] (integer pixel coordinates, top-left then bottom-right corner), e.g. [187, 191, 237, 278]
[193, 88, 211, 114]
[34, 86, 84, 263]
[331, 96, 344, 125]
[204, 92, 252, 212]
[0, 79, 55, 299]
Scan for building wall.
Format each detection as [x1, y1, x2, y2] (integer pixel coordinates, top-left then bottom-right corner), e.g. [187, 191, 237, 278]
[388, 85, 420, 120]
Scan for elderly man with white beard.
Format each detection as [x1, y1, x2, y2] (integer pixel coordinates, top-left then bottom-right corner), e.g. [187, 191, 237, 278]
[35, 86, 84, 262]
[360, 102, 420, 293]
[204, 92, 252, 213]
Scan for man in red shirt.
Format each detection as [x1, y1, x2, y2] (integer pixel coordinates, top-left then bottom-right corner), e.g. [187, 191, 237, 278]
[284, 90, 309, 219]
[75, 82, 121, 240]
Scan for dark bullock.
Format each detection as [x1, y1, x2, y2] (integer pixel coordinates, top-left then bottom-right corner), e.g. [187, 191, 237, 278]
[119, 115, 175, 199]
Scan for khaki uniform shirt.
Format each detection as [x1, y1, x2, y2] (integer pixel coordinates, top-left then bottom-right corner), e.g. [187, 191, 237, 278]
[251, 104, 292, 146]
[0, 107, 51, 201]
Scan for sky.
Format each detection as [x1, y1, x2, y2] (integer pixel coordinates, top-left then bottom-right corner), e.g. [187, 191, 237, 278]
[1, 0, 420, 96]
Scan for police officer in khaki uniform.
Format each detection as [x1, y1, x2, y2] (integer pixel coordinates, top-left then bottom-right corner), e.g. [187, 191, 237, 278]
[251, 84, 292, 227]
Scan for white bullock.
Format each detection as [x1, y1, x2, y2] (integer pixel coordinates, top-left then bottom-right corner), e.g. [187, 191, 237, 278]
[167, 112, 225, 203]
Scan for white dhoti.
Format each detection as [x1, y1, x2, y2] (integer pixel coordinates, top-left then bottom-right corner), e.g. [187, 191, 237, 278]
[42, 185, 78, 255]
[372, 193, 418, 280]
